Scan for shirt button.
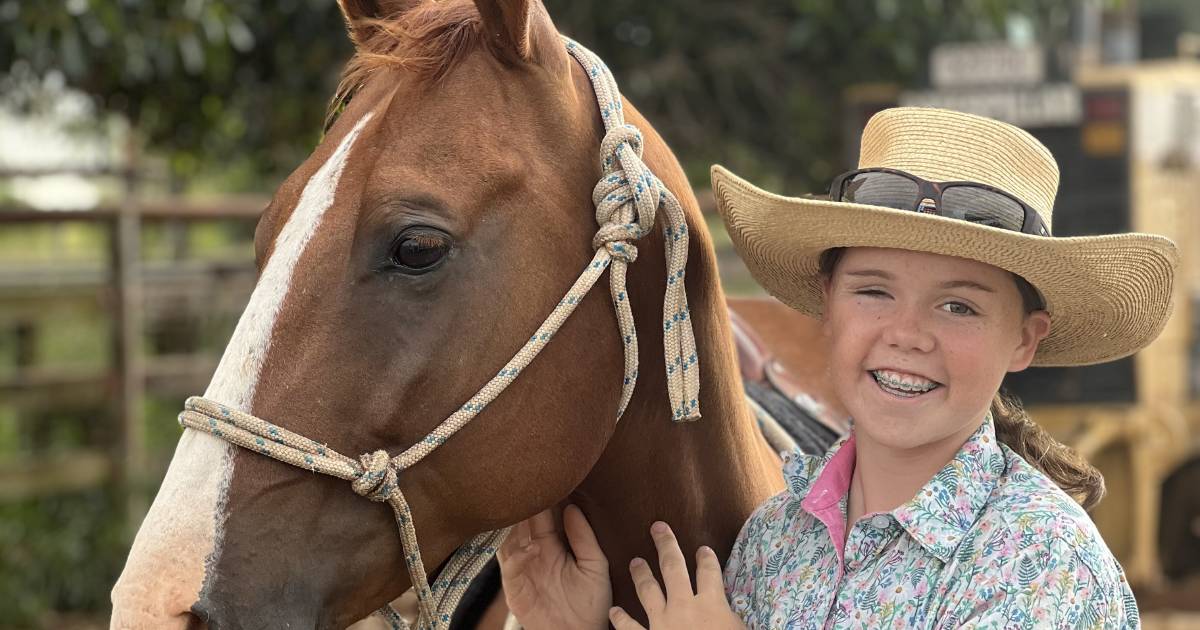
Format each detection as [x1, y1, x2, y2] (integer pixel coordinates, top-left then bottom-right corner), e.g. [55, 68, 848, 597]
[870, 515, 891, 529]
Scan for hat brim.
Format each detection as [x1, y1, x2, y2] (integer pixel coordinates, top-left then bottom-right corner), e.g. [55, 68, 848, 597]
[711, 165, 1180, 367]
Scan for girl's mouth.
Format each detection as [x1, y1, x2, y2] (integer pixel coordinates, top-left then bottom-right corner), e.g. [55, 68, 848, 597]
[869, 369, 942, 399]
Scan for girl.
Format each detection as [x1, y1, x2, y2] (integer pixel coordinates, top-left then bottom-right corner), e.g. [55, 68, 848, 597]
[495, 107, 1178, 629]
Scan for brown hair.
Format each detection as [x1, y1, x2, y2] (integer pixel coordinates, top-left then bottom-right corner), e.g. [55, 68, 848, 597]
[818, 247, 1105, 510]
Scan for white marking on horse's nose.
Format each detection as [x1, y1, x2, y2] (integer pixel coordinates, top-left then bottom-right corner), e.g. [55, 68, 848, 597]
[111, 428, 230, 629]
[110, 112, 375, 627]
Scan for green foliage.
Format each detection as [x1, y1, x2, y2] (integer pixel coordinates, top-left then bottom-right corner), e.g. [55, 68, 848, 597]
[0, 0, 352, 188]
[0, 0, 1075, 193]
[0, 395, 189, 627]
[544, 0, 1071, 192]
[0, 217, 253, 624]
[0, 487, 129, 627]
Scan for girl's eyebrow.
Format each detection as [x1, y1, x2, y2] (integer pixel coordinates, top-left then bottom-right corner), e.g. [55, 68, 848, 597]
[844, 269, 893, 280]
[940, 279, 996, 293]
[845, 269, 996, 293]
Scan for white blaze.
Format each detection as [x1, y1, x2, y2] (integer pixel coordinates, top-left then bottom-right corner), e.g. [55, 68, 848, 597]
[110, 113, 374, 628]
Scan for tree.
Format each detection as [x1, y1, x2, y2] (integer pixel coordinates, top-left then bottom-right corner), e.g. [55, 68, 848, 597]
[0, 0, 1072, 190]
[0, 0, 352, 188]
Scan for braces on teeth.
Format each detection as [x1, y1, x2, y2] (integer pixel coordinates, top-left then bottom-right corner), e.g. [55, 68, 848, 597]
[872, 370, 939, 393]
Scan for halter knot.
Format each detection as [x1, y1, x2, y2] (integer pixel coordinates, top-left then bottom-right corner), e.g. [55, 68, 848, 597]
[600, 122, 643, 164]
[592, 224, 641, 263]
[590, 123, 664, 265]
[352, 449, 398, 503]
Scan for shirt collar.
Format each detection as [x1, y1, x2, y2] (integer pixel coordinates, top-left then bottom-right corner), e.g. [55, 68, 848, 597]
[783, 432, 852, 502]
[783, 415, 1007, 563]
[892, 415, 1007, 562]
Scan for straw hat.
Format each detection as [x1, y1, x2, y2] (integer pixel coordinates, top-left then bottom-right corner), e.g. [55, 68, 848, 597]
[711, 107, 1179, 366]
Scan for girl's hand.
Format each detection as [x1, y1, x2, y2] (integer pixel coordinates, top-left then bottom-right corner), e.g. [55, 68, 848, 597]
[496, 504, 612, 630]
[608, 522, 747, 630]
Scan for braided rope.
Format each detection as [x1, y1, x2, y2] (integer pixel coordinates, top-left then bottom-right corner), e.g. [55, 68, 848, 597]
[180, 398, 509, 629]
[566, 37, 701, 421]
[176, 36, 700, 629]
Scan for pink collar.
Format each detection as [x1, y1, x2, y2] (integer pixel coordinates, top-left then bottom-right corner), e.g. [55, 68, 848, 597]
[800, 433, 857, 560]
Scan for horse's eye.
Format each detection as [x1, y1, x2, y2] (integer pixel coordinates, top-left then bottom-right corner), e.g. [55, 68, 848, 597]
[391, 229, 452, 272]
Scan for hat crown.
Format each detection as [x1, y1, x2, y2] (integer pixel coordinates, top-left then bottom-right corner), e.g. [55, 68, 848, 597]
[858, 107, 1059, 232]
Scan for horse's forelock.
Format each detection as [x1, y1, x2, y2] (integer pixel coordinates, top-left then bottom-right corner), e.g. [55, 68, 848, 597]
[327, 0, 487, 131]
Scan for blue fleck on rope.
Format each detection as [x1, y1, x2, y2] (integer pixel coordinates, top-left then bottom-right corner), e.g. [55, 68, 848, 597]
[565, 36, 701, 422]
[176, 35, 701, 630]
[179, 397, 504, 630]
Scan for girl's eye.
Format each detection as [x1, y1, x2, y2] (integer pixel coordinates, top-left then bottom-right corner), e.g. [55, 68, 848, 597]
[941, 301, 976, 316]
[854, 289, 890, 298]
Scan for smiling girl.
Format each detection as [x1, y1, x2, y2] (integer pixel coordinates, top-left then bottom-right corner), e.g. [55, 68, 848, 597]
[496, 107, 1179, 629]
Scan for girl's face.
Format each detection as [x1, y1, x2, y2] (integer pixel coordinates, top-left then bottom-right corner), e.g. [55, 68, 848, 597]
[822, 247, 1050, 453]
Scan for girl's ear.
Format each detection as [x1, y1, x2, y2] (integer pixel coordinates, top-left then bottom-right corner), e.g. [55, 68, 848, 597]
[1008, 310, 1051, 372]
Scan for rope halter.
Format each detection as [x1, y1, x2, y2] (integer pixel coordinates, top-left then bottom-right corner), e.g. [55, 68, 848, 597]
[177, 36, 700, 630]
[353, 450, 400, 502]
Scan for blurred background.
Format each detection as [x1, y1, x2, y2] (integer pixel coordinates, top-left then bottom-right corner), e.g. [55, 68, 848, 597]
[0, 0, 1198, 627]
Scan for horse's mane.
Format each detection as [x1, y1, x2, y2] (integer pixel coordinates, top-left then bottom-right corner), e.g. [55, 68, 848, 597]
[326, 0, 487, 130]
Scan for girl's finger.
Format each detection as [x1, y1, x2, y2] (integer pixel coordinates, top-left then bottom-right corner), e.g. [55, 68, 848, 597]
[526, 508, 559, 541]
[497, 517, 531, 562]
[649, 521, 693, 600]
[628, 556, 665, 615]
[497, 543, 541, 615]
[694, 545, 725, 596]
[497, 537, 540, 578]
[608, 606, 648, 630]
[563, 504, 607, 571]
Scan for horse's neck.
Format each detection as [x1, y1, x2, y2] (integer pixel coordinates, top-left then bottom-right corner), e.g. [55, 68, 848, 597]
[569, 192, 783, 612]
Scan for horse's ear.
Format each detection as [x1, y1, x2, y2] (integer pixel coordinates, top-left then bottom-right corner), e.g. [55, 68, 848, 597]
[338, 0, 420, 47]
[473, 0, 538, 63]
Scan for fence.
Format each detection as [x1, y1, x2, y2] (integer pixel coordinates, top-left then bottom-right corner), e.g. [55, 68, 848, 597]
[0, 166, 264, 532]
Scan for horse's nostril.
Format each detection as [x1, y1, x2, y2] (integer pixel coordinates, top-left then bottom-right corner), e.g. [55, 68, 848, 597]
[184, 610, 209, 630]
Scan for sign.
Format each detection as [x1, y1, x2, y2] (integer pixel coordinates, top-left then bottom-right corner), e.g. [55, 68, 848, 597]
[1133, 85, 1200, 170]
[899, 84, 1082, 128]
[930, 43, 1045, 88]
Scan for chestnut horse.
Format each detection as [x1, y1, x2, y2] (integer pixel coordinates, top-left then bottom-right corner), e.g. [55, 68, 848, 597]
[110, 0, 807, 627]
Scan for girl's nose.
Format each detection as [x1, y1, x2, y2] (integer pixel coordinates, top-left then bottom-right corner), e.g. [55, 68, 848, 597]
[881, 307, 935, 353]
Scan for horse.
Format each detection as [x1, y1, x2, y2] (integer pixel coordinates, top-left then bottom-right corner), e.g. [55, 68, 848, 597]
[110, 1, 836, 627]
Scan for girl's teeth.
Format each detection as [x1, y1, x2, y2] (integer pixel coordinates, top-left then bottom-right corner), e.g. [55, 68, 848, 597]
[871, 370, 939, 394]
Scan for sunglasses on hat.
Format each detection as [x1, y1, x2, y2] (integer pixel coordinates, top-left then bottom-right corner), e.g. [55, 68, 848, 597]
[829, 168, 1051, 237]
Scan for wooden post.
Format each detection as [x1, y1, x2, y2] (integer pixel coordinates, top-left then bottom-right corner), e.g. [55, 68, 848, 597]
[13, 319, 35, 451]
[111, 137, 147, 535]
[14, 320, 35, 368]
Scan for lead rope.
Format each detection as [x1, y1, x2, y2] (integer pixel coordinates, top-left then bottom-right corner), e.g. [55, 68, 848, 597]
[177, 36, 699, 630]
[567, 36, 701, 420]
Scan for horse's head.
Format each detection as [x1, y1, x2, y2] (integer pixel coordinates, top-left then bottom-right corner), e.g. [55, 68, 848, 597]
[111, 1, 700, 627]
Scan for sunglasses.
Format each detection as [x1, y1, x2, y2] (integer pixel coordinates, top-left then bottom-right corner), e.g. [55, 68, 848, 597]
[829, 168, 1050, 236]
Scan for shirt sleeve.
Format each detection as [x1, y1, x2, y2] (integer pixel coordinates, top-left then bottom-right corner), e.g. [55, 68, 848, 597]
[937, 533, 1139, 629]
[723, 493, 788, 626]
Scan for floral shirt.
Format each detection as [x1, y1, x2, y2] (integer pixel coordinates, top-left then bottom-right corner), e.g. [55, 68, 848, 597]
[723, 416, 1139, 629]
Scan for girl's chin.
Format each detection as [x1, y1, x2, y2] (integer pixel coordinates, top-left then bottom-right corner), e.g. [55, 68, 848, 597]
[850, 408, 991, 455]
[855, 422, 976, 455]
